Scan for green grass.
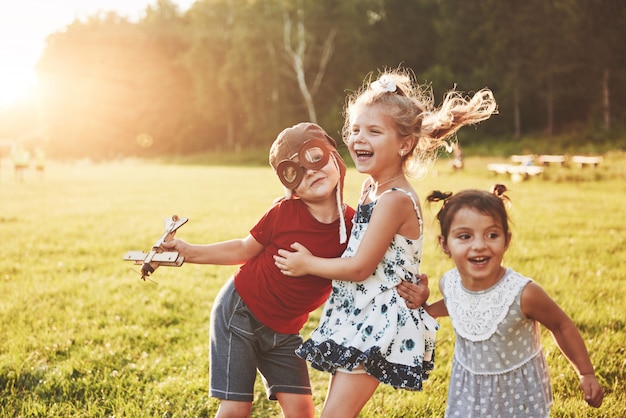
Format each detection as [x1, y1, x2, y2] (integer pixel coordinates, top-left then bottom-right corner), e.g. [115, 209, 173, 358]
[0, 153, 625, 417]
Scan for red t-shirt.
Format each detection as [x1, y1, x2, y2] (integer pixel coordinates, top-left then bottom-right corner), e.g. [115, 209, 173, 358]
[234, 198, 355, 334]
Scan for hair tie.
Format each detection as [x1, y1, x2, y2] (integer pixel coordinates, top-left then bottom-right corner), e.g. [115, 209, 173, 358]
[426, 190, 453, 204]
[370, 75, 406, 97]
[490, 184, 511, 201]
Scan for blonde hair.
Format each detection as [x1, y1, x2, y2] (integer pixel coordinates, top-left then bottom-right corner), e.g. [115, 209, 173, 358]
[342, 68, 497, 177]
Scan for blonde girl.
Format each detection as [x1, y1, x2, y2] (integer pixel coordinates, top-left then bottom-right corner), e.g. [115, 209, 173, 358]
[274, 68, 497, 417]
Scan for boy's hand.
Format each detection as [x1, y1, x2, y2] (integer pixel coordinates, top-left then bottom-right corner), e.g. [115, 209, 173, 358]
[160, 238, 188, 256]
[160, 239, 178, 250]
[397, 274, 430, 309]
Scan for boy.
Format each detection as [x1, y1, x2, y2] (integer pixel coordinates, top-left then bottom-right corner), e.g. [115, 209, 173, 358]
[162, 123, 355, 417]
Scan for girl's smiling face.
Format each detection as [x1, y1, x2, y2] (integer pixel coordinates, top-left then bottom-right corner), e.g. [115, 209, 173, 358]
[440, 207, 511, 291]
[347, 104, 407, 179]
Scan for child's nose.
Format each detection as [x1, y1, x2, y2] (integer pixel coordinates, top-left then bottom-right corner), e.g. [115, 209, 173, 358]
[471, 237, 487, 249]
[303, 166, 319, 176]
[350, 130, 365, 143]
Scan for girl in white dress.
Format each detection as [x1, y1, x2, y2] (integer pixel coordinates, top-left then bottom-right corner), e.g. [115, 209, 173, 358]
[274, 68, 497, 417]
[425, 185, 604, 417]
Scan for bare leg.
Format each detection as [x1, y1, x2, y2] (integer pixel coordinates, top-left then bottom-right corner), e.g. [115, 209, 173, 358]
[321, 371, 379, 418]
[215, 399, 253, 418]
[275, 392, 315, 418]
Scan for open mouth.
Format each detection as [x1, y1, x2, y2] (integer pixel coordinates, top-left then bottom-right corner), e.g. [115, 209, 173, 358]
[469, 256, 489, 264]
[354, 150, 373, 160]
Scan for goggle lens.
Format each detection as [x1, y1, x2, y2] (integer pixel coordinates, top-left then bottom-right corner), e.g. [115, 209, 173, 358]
[302, 146, 326, 166]
[282, 164, 300, 185]
[276, 138, 331, 189]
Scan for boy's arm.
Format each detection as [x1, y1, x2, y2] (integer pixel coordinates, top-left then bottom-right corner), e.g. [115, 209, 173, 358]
[397, 276, 430, 308]
[162, 234, 264, 265]
[521, 282, 603, 408]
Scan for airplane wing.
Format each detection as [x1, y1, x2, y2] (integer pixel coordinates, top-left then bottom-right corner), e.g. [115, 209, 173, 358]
[123, 215, 189, 281]
[124, 251, 148, 262]
[123, 251, 183, 265]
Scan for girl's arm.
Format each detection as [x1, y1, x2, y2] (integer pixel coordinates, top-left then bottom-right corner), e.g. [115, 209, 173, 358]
[161, 234, 264, 265]
[275, 191, 416, 281]
[423, 299, 448, 318]
[521, 282, 603, 408]
[419, 277, 449, 318]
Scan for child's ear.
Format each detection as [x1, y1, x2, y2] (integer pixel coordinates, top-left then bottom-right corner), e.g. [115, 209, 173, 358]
[438, 235, 451, 257]
[400, 139, 414, 157]
[505, 232, 512, 250]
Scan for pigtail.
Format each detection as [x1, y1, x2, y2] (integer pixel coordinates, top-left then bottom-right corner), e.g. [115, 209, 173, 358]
[426, 190, 453, 227]
[490, 183, 511, 208]
[426, 190, 453, 204]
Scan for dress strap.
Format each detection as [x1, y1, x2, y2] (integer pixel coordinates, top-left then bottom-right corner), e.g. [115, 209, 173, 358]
[381, 187, 423, 236]
[358, 183, 373, 205]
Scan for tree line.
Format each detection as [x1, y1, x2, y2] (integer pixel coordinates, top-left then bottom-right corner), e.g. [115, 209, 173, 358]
[7, 0, 626, 159]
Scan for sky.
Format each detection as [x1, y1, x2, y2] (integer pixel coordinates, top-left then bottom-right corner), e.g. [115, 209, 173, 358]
[0, 0, 195, 108]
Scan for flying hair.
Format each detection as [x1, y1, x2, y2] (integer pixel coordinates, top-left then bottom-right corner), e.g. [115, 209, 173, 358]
[343, 68, 498, 178]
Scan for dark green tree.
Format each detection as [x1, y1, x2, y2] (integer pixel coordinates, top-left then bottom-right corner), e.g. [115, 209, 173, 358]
[575, 0, 626, 133]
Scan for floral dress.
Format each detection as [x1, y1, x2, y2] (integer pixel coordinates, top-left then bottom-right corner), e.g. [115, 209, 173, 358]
[295, 187, 438, 390]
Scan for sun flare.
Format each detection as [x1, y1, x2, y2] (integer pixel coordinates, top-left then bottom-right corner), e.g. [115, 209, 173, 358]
[0, 10, 42, 108]
[0, 0, 194, 110]
[0, 64, 38, 108]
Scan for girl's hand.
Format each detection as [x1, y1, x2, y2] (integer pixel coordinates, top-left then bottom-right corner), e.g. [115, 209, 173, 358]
[397, 274, 430, 309]
[580, 374, 604, 408]
[274, 242, 312, 277]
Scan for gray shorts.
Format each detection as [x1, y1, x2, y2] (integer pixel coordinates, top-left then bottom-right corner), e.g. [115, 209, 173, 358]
[209, 278, 312, 402]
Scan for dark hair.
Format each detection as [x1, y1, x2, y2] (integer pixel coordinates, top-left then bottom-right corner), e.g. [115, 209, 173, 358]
[427, 185, 511, 244]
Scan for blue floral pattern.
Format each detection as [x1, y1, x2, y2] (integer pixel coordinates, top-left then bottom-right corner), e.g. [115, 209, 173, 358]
[296, 188, 438, 390]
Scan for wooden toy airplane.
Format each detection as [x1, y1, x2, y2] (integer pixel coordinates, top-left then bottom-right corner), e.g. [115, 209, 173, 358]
[123, 215, 189, 281]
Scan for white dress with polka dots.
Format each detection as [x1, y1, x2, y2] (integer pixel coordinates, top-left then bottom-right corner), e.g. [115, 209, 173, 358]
[441, 268, 553, 418]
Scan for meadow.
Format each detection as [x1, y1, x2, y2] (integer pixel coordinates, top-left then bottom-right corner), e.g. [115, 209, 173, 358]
[0, 153, 625, 417]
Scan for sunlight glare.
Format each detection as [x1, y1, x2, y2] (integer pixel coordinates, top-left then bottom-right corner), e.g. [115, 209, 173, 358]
[0, 0, 196, 109]
[0, 58, 38, 108]
[0, 4, 43, 108]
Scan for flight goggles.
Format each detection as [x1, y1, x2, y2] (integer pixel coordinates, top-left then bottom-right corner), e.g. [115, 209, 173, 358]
[276, 138, 332, 189]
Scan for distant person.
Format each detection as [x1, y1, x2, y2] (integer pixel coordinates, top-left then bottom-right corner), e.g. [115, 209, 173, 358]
[424, 185, 604, 417]
[274, 69, 498, 417]
[34, 147, 46, 179]
[450, 142, 464, 170]
[12, 145, 30, 182]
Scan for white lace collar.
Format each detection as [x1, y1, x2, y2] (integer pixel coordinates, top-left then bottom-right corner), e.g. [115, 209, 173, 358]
[443, 268, 530, 341]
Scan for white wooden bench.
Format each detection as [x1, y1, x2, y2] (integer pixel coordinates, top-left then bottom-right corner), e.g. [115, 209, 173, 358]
[571, 155, 603, 168]
[510, 154, 535, 165]
[486, 163, 511, 175]
[538, 155, 567, 166]
[487, 163, 544, 181]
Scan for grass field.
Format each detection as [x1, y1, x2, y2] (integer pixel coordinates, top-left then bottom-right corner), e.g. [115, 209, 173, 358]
[1, 153, 625, 417]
